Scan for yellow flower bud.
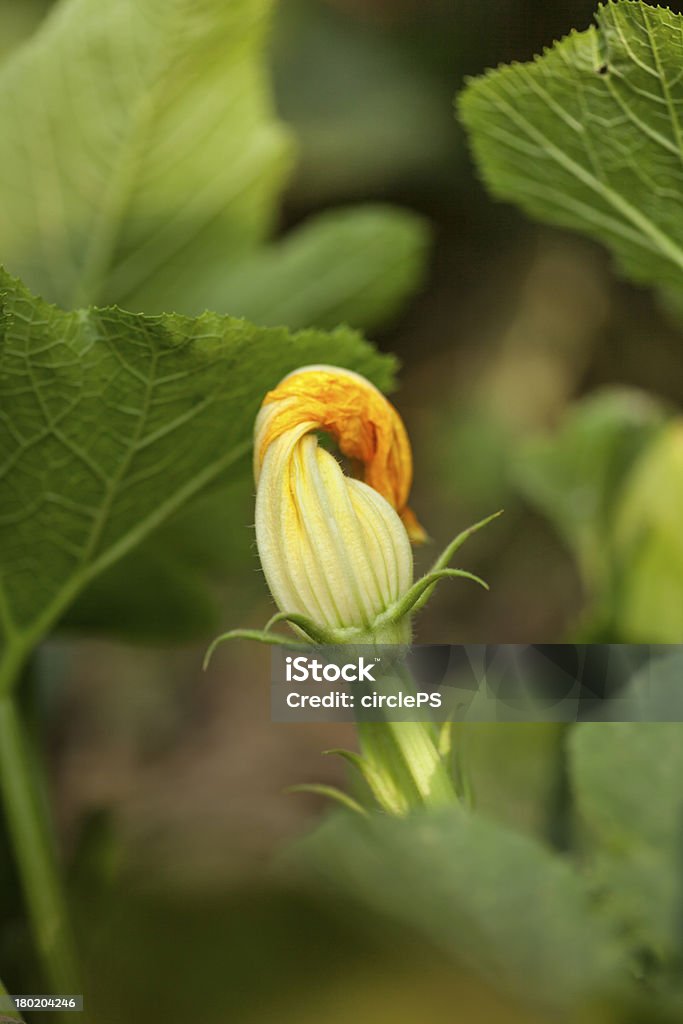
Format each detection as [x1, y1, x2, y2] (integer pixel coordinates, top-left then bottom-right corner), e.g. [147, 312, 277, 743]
[254, 365, 423, 641]
[205, 366, 495, 665]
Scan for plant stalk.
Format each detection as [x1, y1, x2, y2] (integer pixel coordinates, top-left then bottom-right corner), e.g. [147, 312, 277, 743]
[356, 664, 459, 812]
[0, 696, 80, 997]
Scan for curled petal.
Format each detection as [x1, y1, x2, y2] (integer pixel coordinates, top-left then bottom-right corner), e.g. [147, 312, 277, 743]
[254, 365, 426, 543]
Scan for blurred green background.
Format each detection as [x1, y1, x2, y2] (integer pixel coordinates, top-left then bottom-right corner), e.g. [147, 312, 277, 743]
[2, 1, 683, 1021]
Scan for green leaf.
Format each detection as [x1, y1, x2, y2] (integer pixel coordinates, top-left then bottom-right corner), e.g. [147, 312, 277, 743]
[612, 420, 683, 641]
[290, 809, 624, 1013]
[62, 478, 257, 642]
[459, 1, 683, 297]
[62, 523, 223, 644]
[515, 397, 683, 642]
[0, 267, 394, 686]
[570, 715, 683, 965]
[513, 388, 666, 592]
[572, 718, 683, 859]
[207, 205, 431, 332]
[461, 723, 567, 841]
[0, 0, 431, 334]
[0, 0, 294, 312]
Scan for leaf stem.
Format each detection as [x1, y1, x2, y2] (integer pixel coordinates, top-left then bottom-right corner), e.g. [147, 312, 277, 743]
[0, 696, 80, 997]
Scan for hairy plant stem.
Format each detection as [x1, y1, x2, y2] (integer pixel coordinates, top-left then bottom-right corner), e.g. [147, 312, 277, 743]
[356, 664, 459, 813]
[0, 693, 80, 1001]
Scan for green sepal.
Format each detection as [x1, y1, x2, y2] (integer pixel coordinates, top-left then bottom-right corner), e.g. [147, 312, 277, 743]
[387, 568, 489, 624]
[263, 611, 338, 644]
[350, 725, 416, 817]
[286, 784, 369, 817]
[203, 628, 306, 669]
[323, 747, 410, 815]
[323, 747, 368, 773]
[384, 510, 503, 623]
[428, 510, 503, 575]
[203, 610, 342, 668]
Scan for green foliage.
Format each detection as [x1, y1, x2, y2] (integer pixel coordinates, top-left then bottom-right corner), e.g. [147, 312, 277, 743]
[61, 477, 256, 642]
[459, 0, 683, 641]
[459, 1, 683, 302]
[291, 807, 624, 1015]
[0, 0, 428, 644]
[613, 423, 683, 640]
[513, 388, 673, 638]
[453, 14, 683, 1007]
[0, 0, 428, 326]
[458, 723, 567, 841]
[0, 267, 394, 685]
[289, 700, 683, 1018]
[0, 0, 293, 312]
[73, 488, 249, 644]
[216, 205, 430, 333]
[461, 0, 683, 641]
[571, 709, 683, 1011]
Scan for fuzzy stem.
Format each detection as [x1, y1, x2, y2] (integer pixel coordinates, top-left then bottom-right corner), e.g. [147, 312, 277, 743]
[356, 665, 458, 812]
[0, 696, 80, 1000]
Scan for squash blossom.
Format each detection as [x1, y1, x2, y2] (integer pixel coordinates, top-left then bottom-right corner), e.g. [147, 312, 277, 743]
[253, 365, 423, 643]
[248, 365, 493, 647]
[205, 365, 498, 815]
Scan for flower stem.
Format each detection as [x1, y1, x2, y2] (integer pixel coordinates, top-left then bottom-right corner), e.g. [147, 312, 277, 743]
[356, 665, 459, 813]
[0, 695, 80, 996]
[357, 718, 458, 812]
[387, 720, 458, 805]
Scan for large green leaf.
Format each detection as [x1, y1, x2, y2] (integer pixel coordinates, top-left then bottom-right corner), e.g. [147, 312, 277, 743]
[290, 809, 624, 1014]
[0, 0, 428, 642]
[211, 205, 430, 332]
[62, 478, 258, 642]
[459, 1, 683, 298]
[570, 713, 683, 982]
[0, 0, 431, 333]
[0, 0, 293, 312]
[0, 268, 394, 686]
